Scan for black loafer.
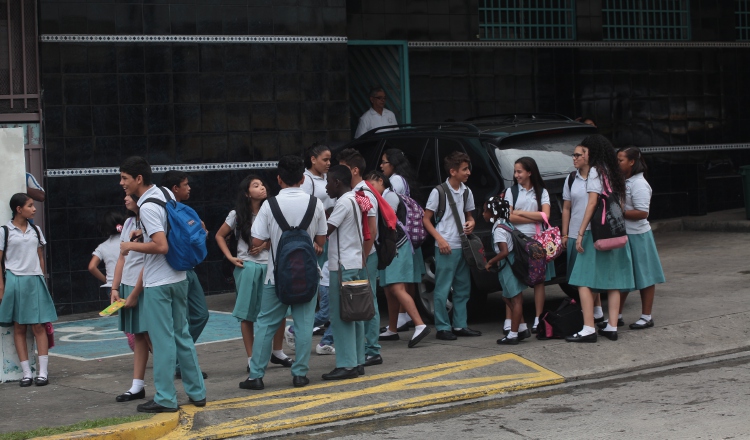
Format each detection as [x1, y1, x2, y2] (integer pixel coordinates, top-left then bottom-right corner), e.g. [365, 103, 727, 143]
[436, 330, 457, 340]
[363, 354, 383, 366]
[503, 329, 510, 336]
[137, 400, 179, 413]
[496, 337, 519, 345]
[517, 329, 532, 341]
[357, 365, 365, 376]
[270, 354, 293, 368]
[408, 327, 431, 348]
[453, 328, 482, 337]
[19, 377, 33, 387]
[322, 367, 358, 381]
[594, 316, 605, 324]
[34, 377, 49, 386]
[239, 378, 264, 390]
[189, 397, 206, 407]
[597, 319, 625, 329]
[629, 319, 654, 330]
[293, 376, 310, 387]
[598, 329, 618, 341]
[379, 333, 400, 341]
[116, 388, 146, 402]
[397, 321, 413, 332]
[565, 332, 597, 343]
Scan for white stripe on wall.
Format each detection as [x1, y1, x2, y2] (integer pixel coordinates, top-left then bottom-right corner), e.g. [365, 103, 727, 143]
[40, 35, 347, 44]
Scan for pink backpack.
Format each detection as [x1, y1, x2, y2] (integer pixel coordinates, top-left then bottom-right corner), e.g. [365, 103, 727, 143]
[534, 212, 563, 263]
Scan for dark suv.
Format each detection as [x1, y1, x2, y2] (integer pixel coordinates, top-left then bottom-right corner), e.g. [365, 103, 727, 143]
[338, 114, 597, 322]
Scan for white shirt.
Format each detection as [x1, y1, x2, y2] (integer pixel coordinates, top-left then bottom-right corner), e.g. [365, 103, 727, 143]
[0, 221, 45, 276]
[320, 261, 330, 287]
[93, 235, 121, 287]
[503, 185, 550, 237]
[301, 169, 335, 210]
[382, 188, 400, 212]
[492, 220, 514, 254]
[224, 210, 269, 264]
[251, 188, 327, 285]
[624, 173, 652, 234]
[120, 217, 144, 287]
[137, 185, 186, 287]
[563, 170, 591, 235]
[425, 180, 476, 250]
[354, 180, 378, 255]
[327, 191, 364, 271]
[354, 107, 397, 138]
[586, 166, 604, 195]
[389, 173, 407, 196]
[26, 173, 44, 192]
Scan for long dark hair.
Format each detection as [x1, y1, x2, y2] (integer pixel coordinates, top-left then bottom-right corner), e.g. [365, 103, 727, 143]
[304, 143, 331, 170]
[580, 135, 626, 198]
[9, 193, 31, 220]
[98, 211, 126, 238]
[363, 170, 392, 190]
[383, 148, 419, 199]
[617, 145, 648, 178]
[235, 174, 266, 243]
[514, 157, 547, 211]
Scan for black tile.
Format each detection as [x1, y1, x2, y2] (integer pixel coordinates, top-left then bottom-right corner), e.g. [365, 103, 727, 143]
[64, 137, 95, 168]
[173, 45, 200, 72]
[223, 5, 249, 35]
[300, 72, 325, 101]
[300, 101, 323, 129]
[59, 2, 87, 33]
[87, 3, 116, 34]
[115, 4, 143, 34]
[144, 45, 172, 73]
[120, 135, 147, 159]
[117, 46, 145, 73]
[176, 135, 203, 163]
[63, 77, 90, 105]
[95, 136, 121, 167]
[224, 74, 252, 102]
[40, 44, 61, 75]
[44, 106, 64, 138]
[325, 71, 347, 101]
[148, 135, 176, 165]
[61, 45, 88, 74]
[273, 7, 299, 34]
[274, 73, 300, 101]
[202, 134, 228, 161]
[174, 104, 202, 134]
[274, 45, 299, 72]
[89, 74, 119, 105]
[43, 75, 63, 106]
[93, 106, 120, 136]
[251, 102, 276, 129]
[277, 102, 301, 130]
[120, 105, 146, 135]
[147, 105, 174, 135]
[64, 106, 92, 137]
[227, 133, 253, 161]
[40, 3, 60, 34]
[170, 4, 197, 35]
[226, 102, 251, 132]
[252, 132, 279, 160]
[45, 137, 66, 171]
[199, 73, 225, 103]
[118, 74, 146, 104]
[143, 5, 171, 34]
[196, 5, 223, 35]
[201, 104, 227, 132]
[145, 74, 172, 104]
[50, 272, 71, 304]
[88, 45, 117, 73]
[47, 210, 68, 250]
[173, 74, 200, 103]
[200, 46, 226, 73]
[248, 6, 274, 34]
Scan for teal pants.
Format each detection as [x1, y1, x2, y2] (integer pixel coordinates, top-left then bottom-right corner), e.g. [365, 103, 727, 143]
[329, 268, 366, 368]
[433, 249, 471, 332]
[360, 253, 380, 357]
[250, 283, 317, 378]
[144, 280, 205, 408]
[186, 270, 209, 343]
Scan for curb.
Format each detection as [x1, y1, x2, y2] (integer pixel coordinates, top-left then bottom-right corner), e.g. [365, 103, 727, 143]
[37, 413, 179, 440]
[651, 209, 750, 234]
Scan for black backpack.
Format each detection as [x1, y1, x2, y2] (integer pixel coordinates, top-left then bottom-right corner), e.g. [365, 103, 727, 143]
[536, 298, 584, 340]
[2, 223, 42, 282]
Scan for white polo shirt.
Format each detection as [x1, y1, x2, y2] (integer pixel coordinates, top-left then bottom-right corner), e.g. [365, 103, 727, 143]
[301, 169, 335, 210]
[562, 170, 591, 235]
[93, 235, 121, 287]
[137, 185, 186, 288]
[224, 210, 269, 264]
[120, 216, 144, 287]
[389, 173, 407, 196]
[354, 107, 397, 138]
[382, 188, 400, 212]
[327, 191, 364, 271]
[26, 172, 44, 192]
[504, 185, 550, 237]
[624, 172, 652, 234]
[0, 221, 45, 276]
[353, 181, 378, 256]
[251, 188, 327, 285]
[492, 220, 514, 253]
[425, 180, 476, 250]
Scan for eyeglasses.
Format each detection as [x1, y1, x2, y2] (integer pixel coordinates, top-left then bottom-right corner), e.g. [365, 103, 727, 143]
[381, 161, 390, 165]
[372, 96, 386, 101]
[571, 153, 584, 158]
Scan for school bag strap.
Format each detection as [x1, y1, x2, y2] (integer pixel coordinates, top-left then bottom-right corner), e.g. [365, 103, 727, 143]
[1, 223, 41, 274]
[140, 186, 174, 235]
[267, 195, 317, 233]
[434, 183, 469, 225]
[567, 171, 577, 191]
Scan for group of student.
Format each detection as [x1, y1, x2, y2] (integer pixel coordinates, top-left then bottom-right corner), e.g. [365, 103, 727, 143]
[0, 133, 664, 411]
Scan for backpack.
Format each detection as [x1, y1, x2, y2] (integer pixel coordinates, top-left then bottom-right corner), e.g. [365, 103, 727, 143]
[536, 298, 584, 340]
[1, 223, 41, 282]
[361, 184, 402, 270]
[267, 195, 319, 305]
[141, 186, 208, 271]
[567, 171, 576, 192]
[495, 223, 546, 287]
[395, 177, 427, 248]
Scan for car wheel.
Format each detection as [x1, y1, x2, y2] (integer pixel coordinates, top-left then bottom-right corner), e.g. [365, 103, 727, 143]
[416, 254, 452, 325]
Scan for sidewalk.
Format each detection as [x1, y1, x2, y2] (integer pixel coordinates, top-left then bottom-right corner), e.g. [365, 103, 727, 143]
[1, 210, 749, 438]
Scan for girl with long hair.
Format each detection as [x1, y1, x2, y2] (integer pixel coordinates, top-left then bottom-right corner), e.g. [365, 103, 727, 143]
[89, 211, 126, 300]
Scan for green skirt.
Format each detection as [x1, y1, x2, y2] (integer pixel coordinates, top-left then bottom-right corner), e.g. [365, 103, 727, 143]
[379, 243, 414, 286]
[0, 272, 58, 326]
[568, 231, 635, 291]
[498, 254, 528, 298]
[232, 261, 267, 322]
[411, 247, 426, 283]
[118, 283, 147, 334]
[627, 230, 665, 290]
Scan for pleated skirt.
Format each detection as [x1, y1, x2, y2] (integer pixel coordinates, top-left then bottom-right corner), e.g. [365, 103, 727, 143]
[118, 283, 147, 334]
[627, 230, 666, 290]
[568, 231, 635, 291]
[498, 254, 528, 298]
[232, 261, 267, 322]
[412, 247, 426, 283]
[0, 272, 57, 326]
[379, 243, 414, 286]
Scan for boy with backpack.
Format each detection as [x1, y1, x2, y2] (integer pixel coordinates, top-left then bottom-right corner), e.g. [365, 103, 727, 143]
[422, 151, 482, 340]
[243, 156, 327, 390]
[118, 156, 206, 413]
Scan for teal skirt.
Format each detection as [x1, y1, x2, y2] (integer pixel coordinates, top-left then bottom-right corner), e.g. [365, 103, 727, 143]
[568, 231, 635, 291]
[412, 247, 426, 283]
[543, 258, 556, 282]
[232, 261, 267, 322]
[498, 254, 527, 298]
[0, 272, 57, 326]
[118, 283, 146, 334]
[379, 243, 414, 286]
[627, 230, 665, 290]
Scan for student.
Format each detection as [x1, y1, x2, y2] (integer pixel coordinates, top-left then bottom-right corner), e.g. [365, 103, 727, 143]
[365, 171, 430, 347]
[242, 156, 327, 390]
[215, 175, 292, 376]
[323, 165, 365, 380]
[0, 193, 57, 387]
[615, 146, 665, 329]
[423, 151, 481, 340]
[119, 156, 206, 413]
[566, 135, 635, 343]
[313, 261, 335, 355]
[89, 211, 126, 299]
[161, 170, 209, 379]
[110, 194, 149, 402]
[483, 196, 531, 345]
[336, 149, 382, 368]
[503, 157, 556, 334]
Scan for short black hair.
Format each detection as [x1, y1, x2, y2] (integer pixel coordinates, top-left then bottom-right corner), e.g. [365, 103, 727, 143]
[277, 155, 305, 186]
[161, 170, 188, 191]
[99, 210, 127, 237]
[443, 151, 471, 174]
[328, 164, 352, 188]
[336, 148, 367, 174]
[120, 156, 152, 186]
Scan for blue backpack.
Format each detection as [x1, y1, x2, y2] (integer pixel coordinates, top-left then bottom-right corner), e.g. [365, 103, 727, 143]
[142, 186, 207, 271]
[267, 195, 319, 305]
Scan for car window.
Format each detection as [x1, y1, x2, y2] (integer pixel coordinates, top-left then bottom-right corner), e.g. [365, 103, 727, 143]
[348, 139, 382, 172]
[437, 138, 465, 183]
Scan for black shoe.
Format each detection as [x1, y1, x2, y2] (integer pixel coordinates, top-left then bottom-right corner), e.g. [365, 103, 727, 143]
[397, 321, 413, 332]
[503, 329, 510, 336]
[436, 330, 457, 340]
[270, 354, 294, 368]
[116, 388, 145, 402]
[189, 397, 206, 407]
[453, 328, 482, 337]
[629, 319, 654, 330]
[202, 371, 208, 379]
[379, 333, 400, 341]
[497, 337, 519, 345]
[239, 378, 264, 390]
[357, 365, 365, 376]
[322, 367, 358, 380]
[137, 400, 179, 413]
[531, 324, 538, 334]
[34, 377, 49, 386]
[517, 329, 532, 341]
[247, 365, 250, 373]
[597, 319, 625, 329]
[312, 326, 326, 335]
[19, 377, 33, 387]
[408, 327, 431, 348]
[598, 329, 618, 341]
[565, 332, 597, 343]
[293, 376, 309, 387]
[363, 354, 383, 366]
[594, 316, 605, 324]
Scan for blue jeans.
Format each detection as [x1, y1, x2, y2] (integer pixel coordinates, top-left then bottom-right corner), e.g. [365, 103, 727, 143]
[290, 284, 334, 346]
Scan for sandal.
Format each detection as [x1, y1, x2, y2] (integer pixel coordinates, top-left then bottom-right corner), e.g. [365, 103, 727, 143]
[20, 377, 33, 387]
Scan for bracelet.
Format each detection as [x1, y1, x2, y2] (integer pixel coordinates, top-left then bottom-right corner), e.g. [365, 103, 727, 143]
[111, 289, 119, 292]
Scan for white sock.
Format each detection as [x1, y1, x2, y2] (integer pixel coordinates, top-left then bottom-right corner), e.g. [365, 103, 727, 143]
[503, 319, 511, 331]
[519, 323, 528, 332]
[128, 379, 145, 394]
[397, 313, 410, 328]
[618, 314, 623, 319]
[641, 314, 652, 321]
[411, 325, 427, 340]
[603, 324, 617, 331]
[380, 330, 398, 336]
[38, 355, 48, 378]
[21, 360, 32, 378]
[272, 350, 287, 360]
[508, 331, 518, 339]
[578, 325, 595, 336]
[247, 357, 252, 369]
[593, 306, 604, 319]
[533, 317, 539, 327]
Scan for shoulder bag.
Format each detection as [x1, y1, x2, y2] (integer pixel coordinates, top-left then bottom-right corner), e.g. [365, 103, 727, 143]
[338, 199, 376, 322]
[590, 174, 628, 251]
[442, 183, 487, 271]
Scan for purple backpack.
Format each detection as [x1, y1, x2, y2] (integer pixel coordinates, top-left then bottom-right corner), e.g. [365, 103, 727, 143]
[496, 224, 547, 287]
[396, 177, 427, 248]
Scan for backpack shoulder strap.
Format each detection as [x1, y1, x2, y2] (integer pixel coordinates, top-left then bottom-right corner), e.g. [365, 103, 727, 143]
[298, 195, 318, 231]
[511, 184, 519, 207]
[434, 184, 447, 223]
[31, 224, 41, 245]
[1, 225, 8, 267]
[567, 171, 577, 191]
[267, 197, 291, 232]
[462, 185, 469, 208]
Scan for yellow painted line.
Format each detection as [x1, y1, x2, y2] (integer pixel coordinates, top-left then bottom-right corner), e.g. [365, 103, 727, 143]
[163, 353, 563, 440]
[36, 413, 179, 440]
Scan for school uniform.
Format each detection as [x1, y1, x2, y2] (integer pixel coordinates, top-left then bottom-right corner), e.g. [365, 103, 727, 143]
[562, 171, 589, 280]
[118, 217, 146, 334]
[425, 180, 475, 332]
[138, 185, 205, 409]
[568, 168, 635, 291]
[624, 173, 665, 290]
[378, 189, 413, 286]
[0, 221, 57, 326]
[388, 174, 426, 284]
[302, 169, 336, 211]
[93, 235, 120, 288]
[327, 191, 366, 368]
[249, 188, 327, 379]
[224, 210, 268, 323]
[504, 185, 556, 282]
[492, 220, 527, 299]
[353, 181, 381, 359]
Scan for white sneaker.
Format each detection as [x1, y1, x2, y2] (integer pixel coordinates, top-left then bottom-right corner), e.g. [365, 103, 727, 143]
[316, 344, 335, 355]
[284, 325, 296, 351]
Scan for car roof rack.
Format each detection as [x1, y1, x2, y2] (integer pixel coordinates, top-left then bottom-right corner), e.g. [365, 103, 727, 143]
[465, 113, 574, 123]
[361, 122, 482, 138]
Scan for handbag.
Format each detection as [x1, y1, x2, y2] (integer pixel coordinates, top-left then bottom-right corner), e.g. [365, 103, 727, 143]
[534, 212, 563, 263]
[442, 183, 486, 271]
[590, 174, 628, 251]
[338, 199, 376, 322]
